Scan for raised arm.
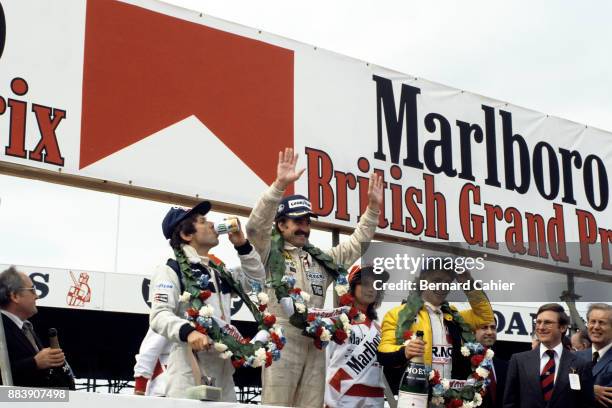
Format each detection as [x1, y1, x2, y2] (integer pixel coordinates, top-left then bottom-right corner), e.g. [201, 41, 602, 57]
[325, 172, 383, 266]
[246, 147, 305, 262]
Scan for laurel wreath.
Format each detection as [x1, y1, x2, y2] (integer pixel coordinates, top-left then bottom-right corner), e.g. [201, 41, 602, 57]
[267, 230, 364, 349]
[398, 292, 490, 407]
[175, 247, 286, 368]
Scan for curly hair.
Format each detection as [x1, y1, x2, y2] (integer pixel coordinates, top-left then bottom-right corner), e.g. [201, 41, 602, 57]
[169, 214, 198, 250]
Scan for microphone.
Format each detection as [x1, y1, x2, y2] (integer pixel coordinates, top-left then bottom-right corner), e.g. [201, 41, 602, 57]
[48, 328, 60, 349]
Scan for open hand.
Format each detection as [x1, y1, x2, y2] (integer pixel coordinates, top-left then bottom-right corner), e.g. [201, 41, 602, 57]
[367, 172, 384, 211]
[275, 147, 305, 190]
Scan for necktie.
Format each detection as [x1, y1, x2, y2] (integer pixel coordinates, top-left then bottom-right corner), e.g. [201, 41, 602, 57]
[540, 350, 556, 402]
[489, 368, 498, 405]
[22, 321, 40, 352]
[593, 351, 600, 365]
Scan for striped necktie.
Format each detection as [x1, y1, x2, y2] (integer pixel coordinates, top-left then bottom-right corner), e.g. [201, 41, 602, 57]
[540, 349, 556, 402]
[22, 321, 40, 352]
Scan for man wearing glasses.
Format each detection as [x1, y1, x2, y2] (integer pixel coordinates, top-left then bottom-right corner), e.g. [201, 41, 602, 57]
[503, 303, 594, 408]
[576, 303, 612, 407]
[0, 266, 65, 386]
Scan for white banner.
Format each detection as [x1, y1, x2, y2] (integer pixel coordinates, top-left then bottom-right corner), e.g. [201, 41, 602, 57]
[0, 0, 610, 275]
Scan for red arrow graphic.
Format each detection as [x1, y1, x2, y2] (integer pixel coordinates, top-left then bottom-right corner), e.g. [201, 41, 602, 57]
[81, 0, 293, 187]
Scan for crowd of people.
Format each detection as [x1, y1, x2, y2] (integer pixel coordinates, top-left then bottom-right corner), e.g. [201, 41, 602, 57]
[1, 148, 611, 408]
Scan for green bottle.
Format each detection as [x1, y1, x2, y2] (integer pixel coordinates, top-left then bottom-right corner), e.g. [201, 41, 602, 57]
[398, 330, 429, 408]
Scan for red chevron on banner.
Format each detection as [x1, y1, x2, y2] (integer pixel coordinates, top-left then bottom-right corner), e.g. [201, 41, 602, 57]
[80, 0, 293, 187]
[329, 367, 353, 392]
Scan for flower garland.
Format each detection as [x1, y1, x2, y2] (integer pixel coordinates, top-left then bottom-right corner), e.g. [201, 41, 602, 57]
[176, 247, 286, 368]
[395, 291, 476, 345]
[398, 293, 492, 408]
[267, 230, 365, 348]
[427, 342, 494, 408]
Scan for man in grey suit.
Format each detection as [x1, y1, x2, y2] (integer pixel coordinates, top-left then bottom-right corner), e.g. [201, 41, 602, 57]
[576, 303, 612, 407]
[503, 303, 594, 408]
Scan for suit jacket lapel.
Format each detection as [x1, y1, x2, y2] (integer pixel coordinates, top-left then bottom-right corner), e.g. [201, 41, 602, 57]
[549, 349, 572, 406]
[2, 314, 38, 355]
[593, 349, 611, 377]
[526, 348, 544, 401]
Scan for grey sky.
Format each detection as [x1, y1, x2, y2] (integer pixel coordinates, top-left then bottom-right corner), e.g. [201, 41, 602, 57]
[163, 0, 612, 132]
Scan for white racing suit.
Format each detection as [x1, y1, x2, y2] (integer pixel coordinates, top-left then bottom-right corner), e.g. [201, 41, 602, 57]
[246, 184, 379, 408]
[133, 327, 172, 396]
[325, 319, 384, 408]
[150, 243, 265, 401]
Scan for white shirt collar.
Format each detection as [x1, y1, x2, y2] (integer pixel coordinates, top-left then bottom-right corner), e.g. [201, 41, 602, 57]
[0, 309, 25, 330]
[424, 302, 442, 314]
[182, 245, 209, 265]
[593, 342, 612, 359]
[539, 342, 563, 359]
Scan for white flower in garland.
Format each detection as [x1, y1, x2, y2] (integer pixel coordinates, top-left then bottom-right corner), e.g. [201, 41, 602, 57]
[335, 285, 348, 296]
[257, 292, 269, 305]
[295, 303, 306, 313]
[473, 393, 483, 406]
[475, 366, 490, 379]
[214, 342, 228, 352]
[339, 314, 349, 325]
[300, 291, 311, 303]
[253, 347, 267, 366]
[441, 379, 450, 390]
[199, 304, 214, 318]
[320, 328, 332, 342]
[485, 349, 495, 359]
[462, 402, 475, 408]
[220, 350, 233, 359]
[431, 396, 445, 405]
[461, 345, 470, 356]
[179, 291, 192, 303]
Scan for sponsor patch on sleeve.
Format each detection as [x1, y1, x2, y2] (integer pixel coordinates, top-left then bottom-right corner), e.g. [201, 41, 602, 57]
[153, 293, 169, 303]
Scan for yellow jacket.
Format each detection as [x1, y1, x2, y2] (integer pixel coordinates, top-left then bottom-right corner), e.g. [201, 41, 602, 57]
[378, 290, 493, 366]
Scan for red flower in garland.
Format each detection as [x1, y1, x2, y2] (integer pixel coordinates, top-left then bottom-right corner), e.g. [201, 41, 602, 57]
[347, 307, 359, 320]
[446, 399, 463, 408]
[199, 290, 212, 301]
[314, 338, 323, 350]
[265, 351, 273, 367]
[402, 330, 413, 340]
[315, 326, 324, 338]
[195, 325, 207, 335]
[258, 304, 267, 312]
[263, 314, 277, 327]
[430, 370, 441, 385]
[339, 294, 354, 306]
[231, 358, 245, 369]
[307, 314, 316, 322]
[289, 288, 302, 295]
[270, 332, 284, 350]
[471, 354, 484, 367]
[240, 337, 251, 345]
[187, 308, 199, 318]
[333, 329, 348, 344]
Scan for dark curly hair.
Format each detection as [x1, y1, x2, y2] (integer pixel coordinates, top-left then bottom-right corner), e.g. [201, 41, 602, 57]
[169, 214, 198, 250]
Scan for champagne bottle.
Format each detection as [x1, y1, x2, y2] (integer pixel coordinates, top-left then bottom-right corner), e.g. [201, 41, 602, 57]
[398, 330, 429, 408]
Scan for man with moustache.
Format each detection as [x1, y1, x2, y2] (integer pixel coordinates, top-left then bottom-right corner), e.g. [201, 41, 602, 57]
[503, 303, 594, 408]
[475, 320, 508, 408]
[246, 148, 383, 408]
[0, 266, 66, 387]
[576, 303, 612, 407]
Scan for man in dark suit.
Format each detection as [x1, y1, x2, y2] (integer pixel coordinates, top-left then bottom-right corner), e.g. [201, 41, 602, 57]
[576, 303, 612, 407]
[476, 320, 508, 408]
[503, 303, 594, 408]
[0, 266, 65, 386]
